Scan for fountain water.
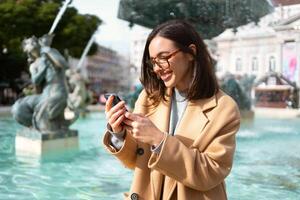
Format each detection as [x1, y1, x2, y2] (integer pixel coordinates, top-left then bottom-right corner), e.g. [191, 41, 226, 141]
[49, 0, 72, 35]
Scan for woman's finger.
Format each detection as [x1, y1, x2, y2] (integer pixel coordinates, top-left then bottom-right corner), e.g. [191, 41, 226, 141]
[124, 125, 133, 131]
[123, 118, 133, 126]
[125, 112, 142, 121]
[105, 95, 114, 113]
[111, 115, 125, 129]
[106, 101, 126, 120]
[109, 101, 126, 115]
[108, 108, 126, 125]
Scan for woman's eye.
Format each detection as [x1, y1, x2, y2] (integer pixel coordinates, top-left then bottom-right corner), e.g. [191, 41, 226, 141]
[158, 56, 168, 60]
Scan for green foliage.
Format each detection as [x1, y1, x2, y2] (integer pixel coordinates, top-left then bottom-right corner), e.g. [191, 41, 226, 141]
[53, 8, 101, 57]
[0, 0, 101, 83]
[118, 0, 273, 39]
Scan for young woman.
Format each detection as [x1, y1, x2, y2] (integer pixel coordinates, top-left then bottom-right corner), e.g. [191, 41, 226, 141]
[103, 19, 240, 200]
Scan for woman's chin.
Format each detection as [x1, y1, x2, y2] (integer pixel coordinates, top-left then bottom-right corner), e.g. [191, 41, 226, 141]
[163, 80, 175, 88]
[161, 74, 176, 88]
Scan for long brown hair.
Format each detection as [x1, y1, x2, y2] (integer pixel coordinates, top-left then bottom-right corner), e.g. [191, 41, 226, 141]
[140, 19, 219, 104]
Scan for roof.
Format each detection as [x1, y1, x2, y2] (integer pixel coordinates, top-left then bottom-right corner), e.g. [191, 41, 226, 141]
[254, 72, 297, 88]
[255, 85, 293, 90]
[275, 12, 300, 26]
[271, 0, 300, 6]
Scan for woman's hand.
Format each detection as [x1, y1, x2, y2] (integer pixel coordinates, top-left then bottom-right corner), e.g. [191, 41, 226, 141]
[124, 112, 165, 146]
[105, 95, 127, 133]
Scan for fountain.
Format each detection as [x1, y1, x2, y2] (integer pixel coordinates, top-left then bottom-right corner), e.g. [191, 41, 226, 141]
[1, 111, 299, 199]
[220, 73, 255, 119]
[11, 35, 79, 155]
[64, 30, 98, 118]
[11, 0, 80, 155]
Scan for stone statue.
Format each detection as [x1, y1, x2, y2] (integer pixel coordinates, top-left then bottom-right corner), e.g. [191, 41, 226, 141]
[12, 35, 71, 133]
[239, 74, 256, 101]
[65, 68, 92, 115]
[220, 73, 251, 111]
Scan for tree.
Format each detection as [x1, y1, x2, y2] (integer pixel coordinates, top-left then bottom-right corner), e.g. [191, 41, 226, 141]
[0, 0, 101, 85]
[118, 0, 273, 39]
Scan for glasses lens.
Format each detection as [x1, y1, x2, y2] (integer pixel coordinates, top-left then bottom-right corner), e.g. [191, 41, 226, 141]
[147, 55, 172, 69]
[157, 58, 169, 69]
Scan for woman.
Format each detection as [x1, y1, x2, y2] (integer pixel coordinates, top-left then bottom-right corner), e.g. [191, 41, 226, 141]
[103, 19, 240, 200]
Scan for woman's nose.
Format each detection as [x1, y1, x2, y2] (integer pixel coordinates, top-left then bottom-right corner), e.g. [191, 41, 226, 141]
[153, 63, 162, 73]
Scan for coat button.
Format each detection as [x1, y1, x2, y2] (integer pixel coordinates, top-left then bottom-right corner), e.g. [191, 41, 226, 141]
[136, 148, 144, 155]
[131, 193, 139, 200]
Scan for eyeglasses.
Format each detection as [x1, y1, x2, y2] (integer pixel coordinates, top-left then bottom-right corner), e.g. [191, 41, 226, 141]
[147, 49, 181, 69]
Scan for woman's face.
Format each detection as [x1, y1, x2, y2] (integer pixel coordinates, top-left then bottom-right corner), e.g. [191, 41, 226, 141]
[148, 36, 194, 92]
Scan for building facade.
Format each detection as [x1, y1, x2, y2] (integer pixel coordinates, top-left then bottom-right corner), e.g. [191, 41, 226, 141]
[129, 26, 151, 84]
[70, 45, 134, 100]
[214, 4, 300, 85]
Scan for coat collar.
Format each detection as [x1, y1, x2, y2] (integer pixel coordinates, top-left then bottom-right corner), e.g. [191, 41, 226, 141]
[189, 92, 217, 112]
[166, 87, 217, 111]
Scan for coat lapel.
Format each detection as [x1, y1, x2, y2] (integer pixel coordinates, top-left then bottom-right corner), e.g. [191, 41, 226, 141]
[174, 103, 208, 147]
[148, 88, 172, 133]
[174, 94, 217, 147]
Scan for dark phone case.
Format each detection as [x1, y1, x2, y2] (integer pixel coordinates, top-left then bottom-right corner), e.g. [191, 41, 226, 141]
[104, 93, 122, 107]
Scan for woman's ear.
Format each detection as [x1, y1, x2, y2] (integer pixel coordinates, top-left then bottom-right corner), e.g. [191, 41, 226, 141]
[188, 44, 196, 61]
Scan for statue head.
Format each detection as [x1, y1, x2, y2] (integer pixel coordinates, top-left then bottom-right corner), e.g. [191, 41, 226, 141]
[22, 36, 41, 59]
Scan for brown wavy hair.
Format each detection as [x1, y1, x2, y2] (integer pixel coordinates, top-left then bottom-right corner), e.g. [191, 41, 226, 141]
[140, 19, 219, 105]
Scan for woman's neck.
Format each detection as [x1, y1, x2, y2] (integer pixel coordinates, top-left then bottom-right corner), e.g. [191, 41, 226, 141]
[175, 86, 188, 94]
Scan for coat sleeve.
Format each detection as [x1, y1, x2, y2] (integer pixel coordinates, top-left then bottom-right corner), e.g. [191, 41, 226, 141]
[102, 89, 150, 169]
[148, 96, 240, 191]
[102, 130, 137, 169]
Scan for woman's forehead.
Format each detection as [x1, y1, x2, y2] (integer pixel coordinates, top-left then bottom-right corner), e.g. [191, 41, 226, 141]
[149, 36, 176, 55]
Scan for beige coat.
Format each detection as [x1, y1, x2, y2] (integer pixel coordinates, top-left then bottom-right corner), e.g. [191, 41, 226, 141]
[103, 89, 240, 200]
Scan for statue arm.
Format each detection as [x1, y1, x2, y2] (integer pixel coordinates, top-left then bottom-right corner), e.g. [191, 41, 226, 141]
[43, 48, 68, 69]
[30, 55, 48, 85]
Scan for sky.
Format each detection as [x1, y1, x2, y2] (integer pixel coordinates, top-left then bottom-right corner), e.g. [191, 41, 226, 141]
[71, 0, 148, 57]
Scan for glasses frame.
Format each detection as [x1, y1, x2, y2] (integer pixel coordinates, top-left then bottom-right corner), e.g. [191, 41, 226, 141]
[148, 49, 181, 69]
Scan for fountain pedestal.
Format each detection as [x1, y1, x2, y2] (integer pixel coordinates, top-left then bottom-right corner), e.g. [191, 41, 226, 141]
[15, 128, 78, 156]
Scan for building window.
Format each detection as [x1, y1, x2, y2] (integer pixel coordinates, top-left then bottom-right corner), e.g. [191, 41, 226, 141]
[236, 58, 242, 71]
[251, 57, 258, 71]
[269, 56, 276, 72]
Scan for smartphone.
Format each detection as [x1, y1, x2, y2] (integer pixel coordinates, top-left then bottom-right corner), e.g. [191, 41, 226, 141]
[104, 93, 123, 107]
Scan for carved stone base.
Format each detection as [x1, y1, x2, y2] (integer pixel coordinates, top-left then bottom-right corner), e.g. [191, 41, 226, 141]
[15, 127, 78, 156]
